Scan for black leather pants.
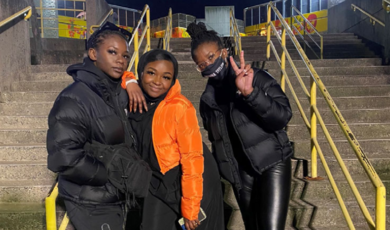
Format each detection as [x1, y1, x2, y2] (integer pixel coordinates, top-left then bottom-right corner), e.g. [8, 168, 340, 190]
[237, 158, 291, 230]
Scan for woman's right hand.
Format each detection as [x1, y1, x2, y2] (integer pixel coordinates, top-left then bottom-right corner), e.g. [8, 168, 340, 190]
[184, 218, 200, 230]
[125, 82, 148, 113]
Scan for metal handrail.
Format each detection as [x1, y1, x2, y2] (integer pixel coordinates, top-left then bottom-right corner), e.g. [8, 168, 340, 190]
[37, 0, 86, 38]
[46, 183, 69, 230]
[243, 0, 284, 27]
[0, 6, 32, 28]
[291, 6, 323, 59]
[127, 4, 150, 75]
[163, 8, 172, 51]
[351, 4, 385, 27]
[89, 8, 114, 34]
[230, 8, 242, 56]
[384, 0, 390, 12]
[266, 2, 385, 229]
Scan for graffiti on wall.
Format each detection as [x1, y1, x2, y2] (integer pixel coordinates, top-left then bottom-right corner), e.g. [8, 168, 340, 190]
[245, 9, 328, 36]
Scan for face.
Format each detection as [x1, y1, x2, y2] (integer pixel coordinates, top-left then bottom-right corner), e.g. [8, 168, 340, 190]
[193, 42, 227, 72]
[88, 34, 130, 79]
[141, 60, 174, 98]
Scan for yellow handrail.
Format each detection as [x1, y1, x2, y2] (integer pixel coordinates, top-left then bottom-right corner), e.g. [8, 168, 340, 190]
[351, 4, 385, 27]
[163, 8, 172, 51]
[229, 8, 242, 56]
[45, 183, 69, 230]
[291, 6, 323, 59]
[384, 0, 390, 12]
[266, 2, 386, 229]
[127, 4, 151, 76]
[0, 6, 32, 29]
[89, 9, 114, 34]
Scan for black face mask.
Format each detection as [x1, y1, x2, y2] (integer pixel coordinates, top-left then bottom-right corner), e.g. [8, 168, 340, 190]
[201, 56, 228, 80]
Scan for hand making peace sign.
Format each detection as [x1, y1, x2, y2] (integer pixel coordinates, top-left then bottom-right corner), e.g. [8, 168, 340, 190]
[229, 51, 254, 97]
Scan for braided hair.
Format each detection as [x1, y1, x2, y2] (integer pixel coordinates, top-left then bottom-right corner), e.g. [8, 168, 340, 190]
[186, 22, 224, 59]
[87, 30, 128, 50]
[87, 22, 131, 50]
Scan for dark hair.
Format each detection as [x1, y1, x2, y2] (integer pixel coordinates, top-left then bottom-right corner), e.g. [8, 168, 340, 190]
[87, 22, 131, 50]
[186, 22, 224, 59]
[138, 49, 179, 83]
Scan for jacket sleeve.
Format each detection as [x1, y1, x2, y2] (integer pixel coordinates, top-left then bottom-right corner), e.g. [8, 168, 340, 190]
[243, 70, 292, 131]
[121, 71, 137, 89]
[199, 100, 208, 131]
[176, 103, 204, 221]
[47, 96, 108, 186]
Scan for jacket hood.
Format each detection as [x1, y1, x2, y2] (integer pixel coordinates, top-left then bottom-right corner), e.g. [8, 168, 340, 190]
[66, 57, 122, 98]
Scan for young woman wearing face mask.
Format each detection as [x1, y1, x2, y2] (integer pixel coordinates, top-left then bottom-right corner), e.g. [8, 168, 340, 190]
[184, 22, 294, 230]
[46, 23, 152, 230]
[121, 49, 224, 230]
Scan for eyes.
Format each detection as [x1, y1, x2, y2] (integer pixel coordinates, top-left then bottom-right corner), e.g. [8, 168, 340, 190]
[146, 71, 172, 80]
[108, 49, 130, 59]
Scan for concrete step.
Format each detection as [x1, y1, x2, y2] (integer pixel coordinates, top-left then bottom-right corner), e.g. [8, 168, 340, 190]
[287, 123, 390, 141]
[0, 161, 55, 180]
[0, 144, 47, 161]
[0, 129, 47, 145]
[289, 96, 390, 110]
[290, 109, 390, 125]
[0, 180, 53, 203]
[0, 203, 46, 230]
[276, 75, 390, 87]
[29, 64, 68, 73]
[0, 116, 47, 129]
[287, 85, 390, 97]
[0, 92, 60, 103]
[0, 102, 53, 116]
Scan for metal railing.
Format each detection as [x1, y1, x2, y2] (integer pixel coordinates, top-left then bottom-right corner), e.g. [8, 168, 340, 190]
[244, 0, 284, 27]
[266, 2, 386, 229]
[127, 4, 150, 75]
[36, 0, 86, 38]
[0, 6, 32, 29]
[351, 4, 385, 27]
[89, 8, 114, 34]
[384, 0, 390, 12]
[163, 8, 172, 51]
[46, 183, 68, 230]
[230, 8, 242, 56]
[291, 6, 323, 59]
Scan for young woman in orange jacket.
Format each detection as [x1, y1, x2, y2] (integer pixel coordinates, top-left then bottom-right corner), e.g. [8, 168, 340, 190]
[122, 49, 224, 230]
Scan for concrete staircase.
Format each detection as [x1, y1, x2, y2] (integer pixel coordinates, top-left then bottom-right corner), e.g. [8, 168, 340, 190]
[0, 33, 389, 229]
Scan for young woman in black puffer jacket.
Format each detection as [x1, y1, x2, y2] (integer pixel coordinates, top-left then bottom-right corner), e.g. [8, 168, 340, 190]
[46, 22, 151, 230]
[186, 22, 293, 230]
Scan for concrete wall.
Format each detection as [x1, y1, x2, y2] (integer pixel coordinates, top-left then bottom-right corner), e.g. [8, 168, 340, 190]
[86, 0, 112, 39]
[328, 0, 387, 58]
[0, 0, 35, 92]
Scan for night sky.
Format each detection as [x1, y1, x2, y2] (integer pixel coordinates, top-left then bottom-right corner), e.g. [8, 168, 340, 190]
[106, 0, 268, 20]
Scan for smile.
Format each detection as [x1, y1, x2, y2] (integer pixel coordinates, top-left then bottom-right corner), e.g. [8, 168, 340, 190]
[149, 86, 161, 92]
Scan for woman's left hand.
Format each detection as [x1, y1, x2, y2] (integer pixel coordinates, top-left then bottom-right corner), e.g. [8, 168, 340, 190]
[184, 218, 200, 230]
[230, 51, 254, 97]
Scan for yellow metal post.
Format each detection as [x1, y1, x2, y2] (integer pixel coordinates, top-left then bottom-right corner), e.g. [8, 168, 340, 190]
[134, 30, 139, 77]
[321, 36, 323, 59]
[310, 77, 318, 178]
[280, 27, 286, 92]
[45, 184, 58, 230]
[146, 8, 150, 52]
[266, 5, 271, 60]
[376, 186, 386, 230]
[169, 8, 172, 52]
[40, 0, 44, 38]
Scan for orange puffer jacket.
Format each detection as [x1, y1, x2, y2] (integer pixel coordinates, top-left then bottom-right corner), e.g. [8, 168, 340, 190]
[122, 72, 204, 220]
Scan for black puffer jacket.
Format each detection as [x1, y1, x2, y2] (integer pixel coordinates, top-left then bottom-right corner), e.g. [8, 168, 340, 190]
[200, 67, 293, 192]
[47, 58, 134, 204]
